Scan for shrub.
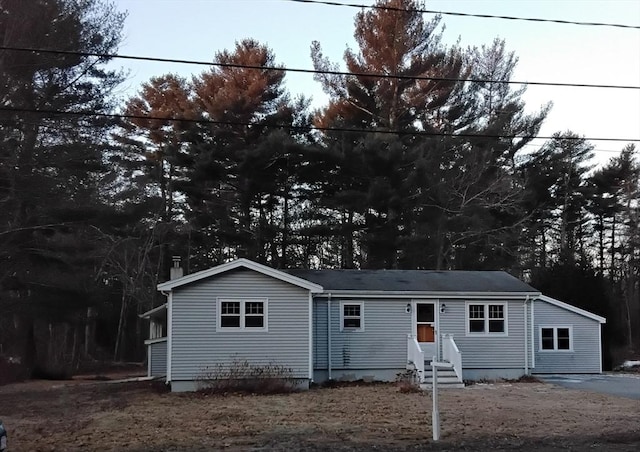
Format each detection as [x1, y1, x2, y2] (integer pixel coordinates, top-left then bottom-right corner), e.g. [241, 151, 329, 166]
[395, 369, 421, 393]
[197, 359, 302, 394]
[0, 355, 26, 386]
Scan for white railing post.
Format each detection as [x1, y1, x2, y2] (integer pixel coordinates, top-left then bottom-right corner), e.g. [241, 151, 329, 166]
[442, 334, 463, 383]
[431, 356, 443, 441]
[407, 334, 425, 383]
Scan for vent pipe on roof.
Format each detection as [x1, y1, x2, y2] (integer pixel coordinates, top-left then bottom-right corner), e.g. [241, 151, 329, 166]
[170, 256, 184, 280]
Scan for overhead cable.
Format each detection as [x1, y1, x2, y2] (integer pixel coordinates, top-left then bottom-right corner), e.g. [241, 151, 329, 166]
[1, 105, 638, 143]
[1, 45, 639, 90]
[287, 0, 640, 30]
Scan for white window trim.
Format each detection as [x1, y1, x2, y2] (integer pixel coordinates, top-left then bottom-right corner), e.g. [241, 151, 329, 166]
[539, 325, 573, 352]
[340, 301, 364, 332]
[216, 298, 268, 332]
[465, 301, 508, 336]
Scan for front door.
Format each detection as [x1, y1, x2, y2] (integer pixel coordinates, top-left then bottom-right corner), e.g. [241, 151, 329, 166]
[416, 302, 437, 359]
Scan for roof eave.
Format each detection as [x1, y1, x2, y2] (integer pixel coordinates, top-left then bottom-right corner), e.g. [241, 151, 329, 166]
[313, 290, 541, 299]
[156, 258, 323, 293]
[139, 303, 167, 319]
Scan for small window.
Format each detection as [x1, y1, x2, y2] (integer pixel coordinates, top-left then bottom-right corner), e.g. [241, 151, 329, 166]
[488, 304, 505, 333]
[469, 304, 485, 333]
[220, 301, 241, 328]
[467, 303, 507, 335]
[218, 299, 267, 331]
[557, 328, 571, 350]
[541, 328, 554, 350]
[540, 326, 572, 351]
[341, 303, 363, 331]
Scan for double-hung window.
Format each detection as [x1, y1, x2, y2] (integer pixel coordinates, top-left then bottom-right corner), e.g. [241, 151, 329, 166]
[540, 326, 572, 351]
[466, 302, 507, 335]
[341, 302, 364, 331]
[218, 298, 267, 331]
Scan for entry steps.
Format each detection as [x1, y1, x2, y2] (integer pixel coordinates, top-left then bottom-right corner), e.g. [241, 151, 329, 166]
[421, 366, 465, 389]
[408, 360, 465, 389]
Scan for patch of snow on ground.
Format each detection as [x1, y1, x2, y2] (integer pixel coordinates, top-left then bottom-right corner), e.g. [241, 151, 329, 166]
[622, 360, 640, 368]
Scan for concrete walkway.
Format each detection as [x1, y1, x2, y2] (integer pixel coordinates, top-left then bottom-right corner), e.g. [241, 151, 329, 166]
[540, 373, 640, 400]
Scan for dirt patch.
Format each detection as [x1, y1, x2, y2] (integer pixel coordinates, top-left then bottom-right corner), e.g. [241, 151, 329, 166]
[1, 380, 639, 451]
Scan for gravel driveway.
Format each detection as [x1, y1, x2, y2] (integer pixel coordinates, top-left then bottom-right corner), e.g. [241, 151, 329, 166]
[540, 373, 640, 399]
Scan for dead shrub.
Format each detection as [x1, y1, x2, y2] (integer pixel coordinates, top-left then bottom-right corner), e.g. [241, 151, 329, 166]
[395, 369, 421, 393]
[0, 355, 27, 386]
[511, 374, 542, 383]
[197, 359, 302, 394]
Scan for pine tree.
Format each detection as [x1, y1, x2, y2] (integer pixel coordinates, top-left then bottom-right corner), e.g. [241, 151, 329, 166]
[0, 0, 126, 374]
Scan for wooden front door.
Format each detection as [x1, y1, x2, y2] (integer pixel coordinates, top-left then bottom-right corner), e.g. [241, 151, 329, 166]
[416, 302, 437, 358]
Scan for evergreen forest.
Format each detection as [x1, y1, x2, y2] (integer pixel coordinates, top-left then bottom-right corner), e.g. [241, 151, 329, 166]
[0, 0, 638, 376]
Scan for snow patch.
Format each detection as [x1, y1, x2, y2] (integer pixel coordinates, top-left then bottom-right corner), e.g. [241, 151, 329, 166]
[622, 360, 640, 368]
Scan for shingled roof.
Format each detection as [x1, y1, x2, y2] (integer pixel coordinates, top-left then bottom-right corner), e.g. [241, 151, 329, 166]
[284, 269, 538, 293]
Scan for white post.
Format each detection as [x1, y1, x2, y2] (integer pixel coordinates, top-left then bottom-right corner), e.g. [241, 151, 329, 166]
[432, 355, 440, 441]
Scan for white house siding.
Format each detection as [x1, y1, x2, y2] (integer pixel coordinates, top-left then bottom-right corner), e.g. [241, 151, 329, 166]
[532, 300, 602, 374]
[170, 268, 311, 383]
[149, 340, 167, 377]
[439, 299, 529, 379]
[312, 298, 411, 381]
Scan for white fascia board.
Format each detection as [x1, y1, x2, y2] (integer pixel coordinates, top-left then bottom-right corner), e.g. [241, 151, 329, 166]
[144, 337, 168, 345]
[313, 291, 541, 299]
[139, 303, 168, 319]
[157, 258, 323, 293]
[538, 295, 606, 324]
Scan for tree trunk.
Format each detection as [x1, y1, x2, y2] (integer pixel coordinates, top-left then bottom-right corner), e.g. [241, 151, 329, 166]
[114, 290, 127, 361]
[84, 307, 94, 357]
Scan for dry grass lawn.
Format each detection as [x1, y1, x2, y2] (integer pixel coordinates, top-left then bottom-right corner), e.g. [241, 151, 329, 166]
[1, 378, 639, 451]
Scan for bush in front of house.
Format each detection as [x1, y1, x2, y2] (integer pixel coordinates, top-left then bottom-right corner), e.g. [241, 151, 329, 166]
[395, 369, 421, 393]
[197, 359, 302, 394]
[0, 355, 27, 386]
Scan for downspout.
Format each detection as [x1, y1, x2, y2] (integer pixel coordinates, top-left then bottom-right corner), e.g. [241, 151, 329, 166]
[327, 293, 332, 381]
[531, 298, 536, 370]
[308, 292, 313, 382]
[524, 296, 529, 375]
[162, 290, 172, 385]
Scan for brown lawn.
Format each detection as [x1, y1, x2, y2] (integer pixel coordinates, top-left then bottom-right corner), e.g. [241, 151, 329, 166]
[1, 378, 639, 451]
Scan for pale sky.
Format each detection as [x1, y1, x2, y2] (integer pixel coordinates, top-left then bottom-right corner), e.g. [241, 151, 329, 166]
[113, 0, 640, 164]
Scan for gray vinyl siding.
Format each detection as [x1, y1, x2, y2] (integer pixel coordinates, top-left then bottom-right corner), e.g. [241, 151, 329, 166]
[321, 298, 411, 370]
[170, 268, 310, 380]
[532, 300, 602, 374]
[439, 299, 528, 369]
[149, 341, 167, 377]
[313, 299, 328, 369]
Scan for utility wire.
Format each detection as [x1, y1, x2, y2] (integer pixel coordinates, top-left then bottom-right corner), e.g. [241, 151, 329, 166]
[1, 105, 638, 143]
[287, 0, 640, 30]
[1, 45, 639, 90]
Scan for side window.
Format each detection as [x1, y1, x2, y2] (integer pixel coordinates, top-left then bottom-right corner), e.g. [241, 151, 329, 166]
[220, 301, 241, 328]
[341, 303, 364, 331]
[218, 299, 267, 331]
[540, 326, 572, 351]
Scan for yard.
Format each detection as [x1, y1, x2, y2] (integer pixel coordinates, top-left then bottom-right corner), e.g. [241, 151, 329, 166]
[1, 377, 640, 451]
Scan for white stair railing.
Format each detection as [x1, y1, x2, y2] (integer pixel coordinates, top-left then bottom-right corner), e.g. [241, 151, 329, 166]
[442, 334, 462, 382]
[407, 334, 425, 383]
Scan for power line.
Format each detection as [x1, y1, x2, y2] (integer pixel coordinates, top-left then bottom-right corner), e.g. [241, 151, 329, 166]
[1, 45, 639, 90]
[520, 142, 627, 154]
[287, 0, 640, 30]
[1, 105, 638, 143]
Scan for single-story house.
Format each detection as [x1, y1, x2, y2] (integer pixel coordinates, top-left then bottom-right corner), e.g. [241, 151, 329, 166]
[142, 258, 606, 392]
